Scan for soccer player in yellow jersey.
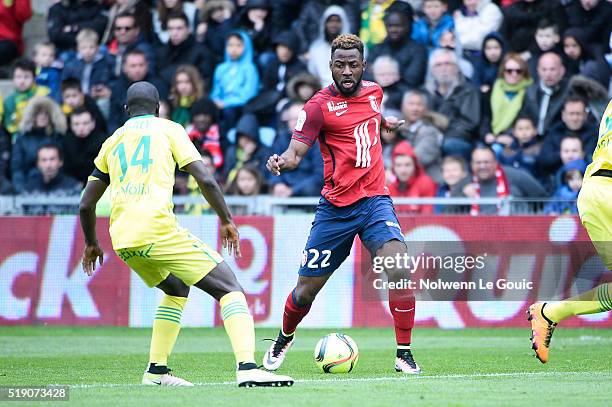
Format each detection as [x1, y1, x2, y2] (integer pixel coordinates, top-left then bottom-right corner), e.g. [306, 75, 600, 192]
[528, 98, 612, 363]
[79, 82, 293, 387]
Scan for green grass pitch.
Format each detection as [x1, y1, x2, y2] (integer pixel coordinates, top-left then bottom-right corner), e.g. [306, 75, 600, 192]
[1, 327, 611, 406]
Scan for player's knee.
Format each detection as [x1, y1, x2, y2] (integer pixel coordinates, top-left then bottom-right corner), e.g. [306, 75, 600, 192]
[293, 285, 317, 306]
[377, 239, 407, 259]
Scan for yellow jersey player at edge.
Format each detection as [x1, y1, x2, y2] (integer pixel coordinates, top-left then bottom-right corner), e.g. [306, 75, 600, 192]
[528, 98, 612, 363]
[79, 81, 294, 387]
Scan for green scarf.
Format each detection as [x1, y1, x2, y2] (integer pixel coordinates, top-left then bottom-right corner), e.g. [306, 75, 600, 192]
[490, 78, 532, 135]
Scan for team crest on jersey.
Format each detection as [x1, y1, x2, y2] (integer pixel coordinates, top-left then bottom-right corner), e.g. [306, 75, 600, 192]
[326, 100, 348, 112]
[369, 95, 380, 113]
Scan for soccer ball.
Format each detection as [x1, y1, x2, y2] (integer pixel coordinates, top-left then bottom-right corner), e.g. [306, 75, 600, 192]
[314, 333, 359, 373]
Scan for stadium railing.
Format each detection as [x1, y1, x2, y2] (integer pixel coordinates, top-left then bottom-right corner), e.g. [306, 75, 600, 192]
[0, 195, 577, 216]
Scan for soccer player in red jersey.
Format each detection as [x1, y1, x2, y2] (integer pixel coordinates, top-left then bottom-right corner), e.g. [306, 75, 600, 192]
[263, 34, 420, 374]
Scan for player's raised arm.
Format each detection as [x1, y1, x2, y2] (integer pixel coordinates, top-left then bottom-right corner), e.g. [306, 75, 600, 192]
[79, 178, 108, 275]
[267, 139, 311, 176]
[182, 160, 241, 258]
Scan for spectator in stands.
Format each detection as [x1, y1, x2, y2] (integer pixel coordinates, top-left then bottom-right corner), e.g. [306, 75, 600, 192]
[452, 0, 503, 59]
[481, 53, 532, 149]
[169, 65, 205, 127]
[473, 32, 506, 94]
[388, 141, 437, 214]
[367, 2, 427, 89]
[153, 0, 198, 44]
[33, 42, 62, 102]
[183, 149, 217, 213]
[237, 0, 274, 66]
[0, 0, 31, 71]
[308, 5, 351, 88]
[381, 118, 402, 171]
[61, 78, 108, 134]
[497, 115, 541, 178]
[186, 98, 223, 170]
[61, 107, 107, 184]
[436, 155, 470, 198]
[107, 12, 157, 78]
[269, 103, 323, 197]
[101, 0, 153, 45]
[412, 0, 454, 51]
[11, 96, 66, 193]
[25, 142, 80, 193]
[286, 73, 321, 105]
[250, 30, 308, 121]
[109, 49, 167, 132]
[225, 163, 265, 197]
[360, 0, 395, 50]
[560, 0, 612, 54]
[400, 90, 444, 183]
[463, 146, 547, 215]
[425, 48, 480, 160]
[211, 31, 260, 135]
[156, 12, 215, 90]
[562, 31, 611, 90]
[294, 0, 360, 55]
[500, 0, 560, 53]
[0, 127, 12, 194]
[158, 99, 171, 120]
[223, 113, 271, 184]
[372, 56, 406, 112]
[3, 59, 50, 137]
[62, 29, 114, 100]
[538, 96, 597, 176]
[437, 28, 474, 79]
[521, 52, 569, 136]
[196, 0, 235, 65]
[47, 0, 108, 55]
[544, 161, 585, 215]
[568, 75, 610, 122]
[525, 19, 562, 79]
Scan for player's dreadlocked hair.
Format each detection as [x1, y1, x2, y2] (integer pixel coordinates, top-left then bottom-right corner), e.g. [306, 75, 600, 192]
[331, 34, 364, 59]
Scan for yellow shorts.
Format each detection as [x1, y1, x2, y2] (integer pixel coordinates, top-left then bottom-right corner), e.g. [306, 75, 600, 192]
[115, 227, 224, 287]
[577, 175, 612, 268]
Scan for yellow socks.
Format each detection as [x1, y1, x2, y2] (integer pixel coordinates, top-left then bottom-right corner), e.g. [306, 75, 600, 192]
[220, 291, 255, 364]
[544, 283, 612, 323]
[149, 295, 187, 366]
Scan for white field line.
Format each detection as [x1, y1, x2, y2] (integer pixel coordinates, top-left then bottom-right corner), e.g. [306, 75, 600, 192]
[66, 371, 610, 389]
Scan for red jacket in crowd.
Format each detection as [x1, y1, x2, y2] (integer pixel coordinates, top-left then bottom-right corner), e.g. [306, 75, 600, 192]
[387, 141, 437, 214]
[0, 0, 32, 54]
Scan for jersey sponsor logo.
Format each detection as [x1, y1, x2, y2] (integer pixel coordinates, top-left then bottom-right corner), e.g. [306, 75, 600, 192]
[326, 100, 348, 113]
[295, 109, 307, 132]
[369, 95, 380, 113]
[353, 118, 379, 168]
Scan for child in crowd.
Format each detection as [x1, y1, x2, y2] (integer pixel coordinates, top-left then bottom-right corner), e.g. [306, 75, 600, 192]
[60, 78, 107, 134]
[3, 58, 49, 138]
[170, 65, 205, 127]
[211, 31, 259, 134]
[498, 115, 541, 177]
[545, 164, 585, 215]
[225, 163, 265, 196]
[526, 19, 562, 77]
[33, 42, 62, 102]
[473, 32, 505, 93]
[186, 98, 223, 170]
[412, 0, 454, 51]
[435, 155, 471, 213]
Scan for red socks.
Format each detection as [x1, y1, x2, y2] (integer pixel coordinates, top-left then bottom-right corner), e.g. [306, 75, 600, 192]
[282, 289, 312, 336]
[389, 293, 415, 345]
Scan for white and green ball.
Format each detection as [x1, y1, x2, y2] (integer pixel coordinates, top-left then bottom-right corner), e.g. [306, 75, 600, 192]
[314, 333, 359, 373]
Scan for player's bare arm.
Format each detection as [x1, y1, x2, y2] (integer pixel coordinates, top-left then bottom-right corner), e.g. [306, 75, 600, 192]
[183, 160, 241, 258]
[267, 139, 311, 176]
[79, 179, 108, 276]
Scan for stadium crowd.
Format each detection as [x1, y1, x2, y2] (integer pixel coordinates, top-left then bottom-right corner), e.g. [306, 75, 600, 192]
[0, 0, 610, 215]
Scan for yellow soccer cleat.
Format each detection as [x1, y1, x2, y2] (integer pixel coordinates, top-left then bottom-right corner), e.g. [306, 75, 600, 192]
[527, 302, 557, 364]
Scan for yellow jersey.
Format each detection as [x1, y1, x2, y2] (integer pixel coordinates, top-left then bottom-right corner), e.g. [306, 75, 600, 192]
[586, 99, 612, 178]
[91, 115, 201, 249]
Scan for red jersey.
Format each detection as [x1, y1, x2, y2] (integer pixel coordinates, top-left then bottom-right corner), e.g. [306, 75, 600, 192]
[292, 81, 388, 206]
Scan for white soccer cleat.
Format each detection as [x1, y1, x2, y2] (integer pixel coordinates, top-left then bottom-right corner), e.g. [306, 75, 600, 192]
[237, 368, 294, 387]
[262, 332, 294, 371]
[142, 371, 194, 386]
[395, 349, 422, 374]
